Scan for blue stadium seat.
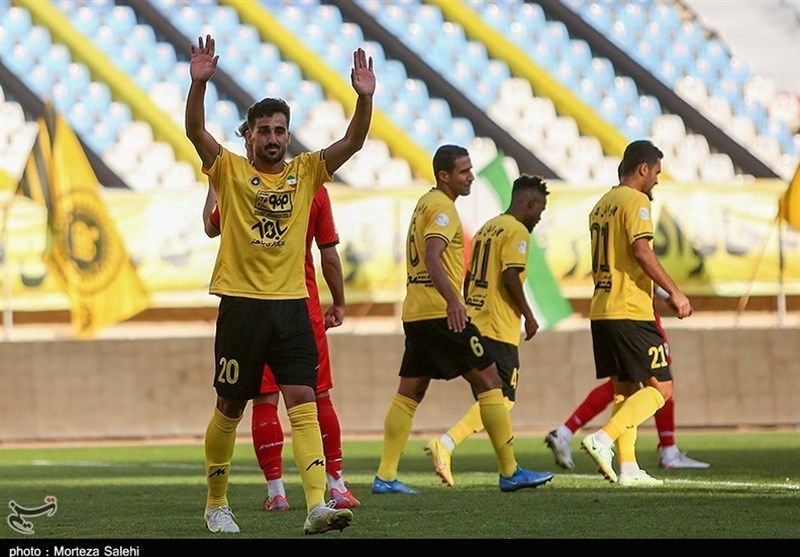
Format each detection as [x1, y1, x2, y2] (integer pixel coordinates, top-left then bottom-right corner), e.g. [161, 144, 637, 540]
[68, 102, 95, 136]
[617, 3, 647, 37]
[381, 60, 408, 91]
[150, 43, 179, 77]
[580, 2, 614, 34]
[134, 65, 158, 92]
[85, 122, 116, 155]
[61, 62, 91, 97]
[337, 22, 365, 55]
[106, 101, 133, 136]
[72, 6, 101, 36]
[21, 26, 52, 60]
[292, 80, 324, 109]
[173, 6, 201, 37]
[106, 5, 137, 36]
[84, 82, 113, 115]
[129, 24, 156, 48]
[250, 43, 281, 73]
[314, 3, 344, 35]
[209, 5, 240, 37]
[460, 41, 489, 75]
[450, 117, 475, 147]
[3, 7, 32, 39]
[50, 82, 75, 114]
[40, 43, 71, 81]
[27, 64, 54, 98]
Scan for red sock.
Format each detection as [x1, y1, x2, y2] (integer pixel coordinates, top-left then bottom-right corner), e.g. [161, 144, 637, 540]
[654, 397, 676, 449]
[565, 380, 615, 433]
[251, 402, 283, 481]
[316, 394, 343, 480]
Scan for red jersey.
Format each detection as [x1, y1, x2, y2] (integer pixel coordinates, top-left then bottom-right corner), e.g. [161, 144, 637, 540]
[305, 186, 339, 304]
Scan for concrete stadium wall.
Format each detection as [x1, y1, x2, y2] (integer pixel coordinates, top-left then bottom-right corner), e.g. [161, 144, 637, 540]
[1, 320, 798, 442]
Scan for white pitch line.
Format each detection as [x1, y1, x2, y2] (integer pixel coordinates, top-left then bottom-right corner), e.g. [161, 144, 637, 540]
[24, 461, 800, 490]
[563, 473, 800, 490]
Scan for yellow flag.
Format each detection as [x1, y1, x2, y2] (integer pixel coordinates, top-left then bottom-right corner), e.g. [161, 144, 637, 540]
[779, 164, 800, 230]
[18, 103, 149, 337]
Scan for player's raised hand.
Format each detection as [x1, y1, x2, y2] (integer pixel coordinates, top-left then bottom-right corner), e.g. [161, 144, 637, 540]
[190, 35, 218, 83]
[350, 47, 375, 97]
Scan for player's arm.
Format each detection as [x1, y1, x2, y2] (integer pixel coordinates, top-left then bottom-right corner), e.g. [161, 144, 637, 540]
[425, 237, 467, 332]
[502, 267, 539, 340]
[323, 48, 375, 175]
[321, 245, 345, 329]
[632, 238, 692, 318]
[202, 178, 220, 238]
[185, 35, 221, 169]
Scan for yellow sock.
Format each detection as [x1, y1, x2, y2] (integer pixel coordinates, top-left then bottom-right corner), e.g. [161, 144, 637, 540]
[204, 407, 243, 509]
[447, 402, 483, 445]
[287, 402, 327, 512]
[447, 398, 513, 447]
[611, 394, 638, 466]
[602, 386, 665, 442]
[376, 393, 418, 481]
[478, 389, 517, 478]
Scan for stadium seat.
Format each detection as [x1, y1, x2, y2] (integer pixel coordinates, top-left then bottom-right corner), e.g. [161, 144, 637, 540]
[105, 5, 136, 36]
[701, 153, 736, 182]
[21, 25, 52, 60]
[160, 161, 198, 190]
[543, 117, 579, 150]
[651, 114, 687, 153]
[314, 3, 344, 35]
[377, 159, 414, 188]
[3, 7, 32, 38]
[85, 122, 116, 155]
[675, 75, 708, 109]
[26, 65, 54, 98]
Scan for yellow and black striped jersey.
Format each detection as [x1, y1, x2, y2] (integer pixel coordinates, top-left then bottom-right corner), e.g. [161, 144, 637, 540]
[465, 213, 529, 346]
[205, 147, 331, 300]
[589, 185, 655, 320]
[402, 188, 465, 322]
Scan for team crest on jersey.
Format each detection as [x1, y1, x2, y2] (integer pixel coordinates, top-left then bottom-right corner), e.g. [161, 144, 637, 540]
[249, 176, 261, 187]
[518, 240, 527, 254]
[254, 190, 293, 219]
[287, 175, 298, 189]
[638, 207, 650, 220]
[435, 212, 450, 227]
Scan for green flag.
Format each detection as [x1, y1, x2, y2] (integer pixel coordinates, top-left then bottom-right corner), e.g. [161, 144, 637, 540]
[478, 153, 573, 329]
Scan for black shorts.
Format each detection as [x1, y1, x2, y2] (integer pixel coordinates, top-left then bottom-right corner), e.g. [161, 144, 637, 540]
[591, 319, 672, 383]
[214, 296, 319, 400]
[399, 318, 495, 380]
[469, 337, 519, 402]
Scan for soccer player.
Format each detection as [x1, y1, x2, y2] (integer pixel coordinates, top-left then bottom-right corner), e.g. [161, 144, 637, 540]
[425, 174, 552, 487]
[580, 140, 693, 487]
[372, 145, 554, 494]
[203, 123, 361, 512]
[186, 35, 373, 534]
[544, 294, 709, 471]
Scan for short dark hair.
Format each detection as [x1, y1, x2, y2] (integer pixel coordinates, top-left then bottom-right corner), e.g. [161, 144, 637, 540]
[512, 173, 548, 199]
[619, 140, 663, 176]
[247, 98, 291, 129]
[236, 120, 247, 138]
[432, 144, 469, 176]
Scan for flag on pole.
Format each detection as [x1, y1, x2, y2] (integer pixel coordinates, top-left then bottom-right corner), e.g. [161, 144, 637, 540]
[779, 164, 799, 230]
[17, 102, 149, 337]
[478, 153, 573, 329]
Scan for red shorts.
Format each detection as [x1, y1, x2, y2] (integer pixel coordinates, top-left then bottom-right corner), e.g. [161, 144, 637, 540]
[260, 297, 332, 394]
